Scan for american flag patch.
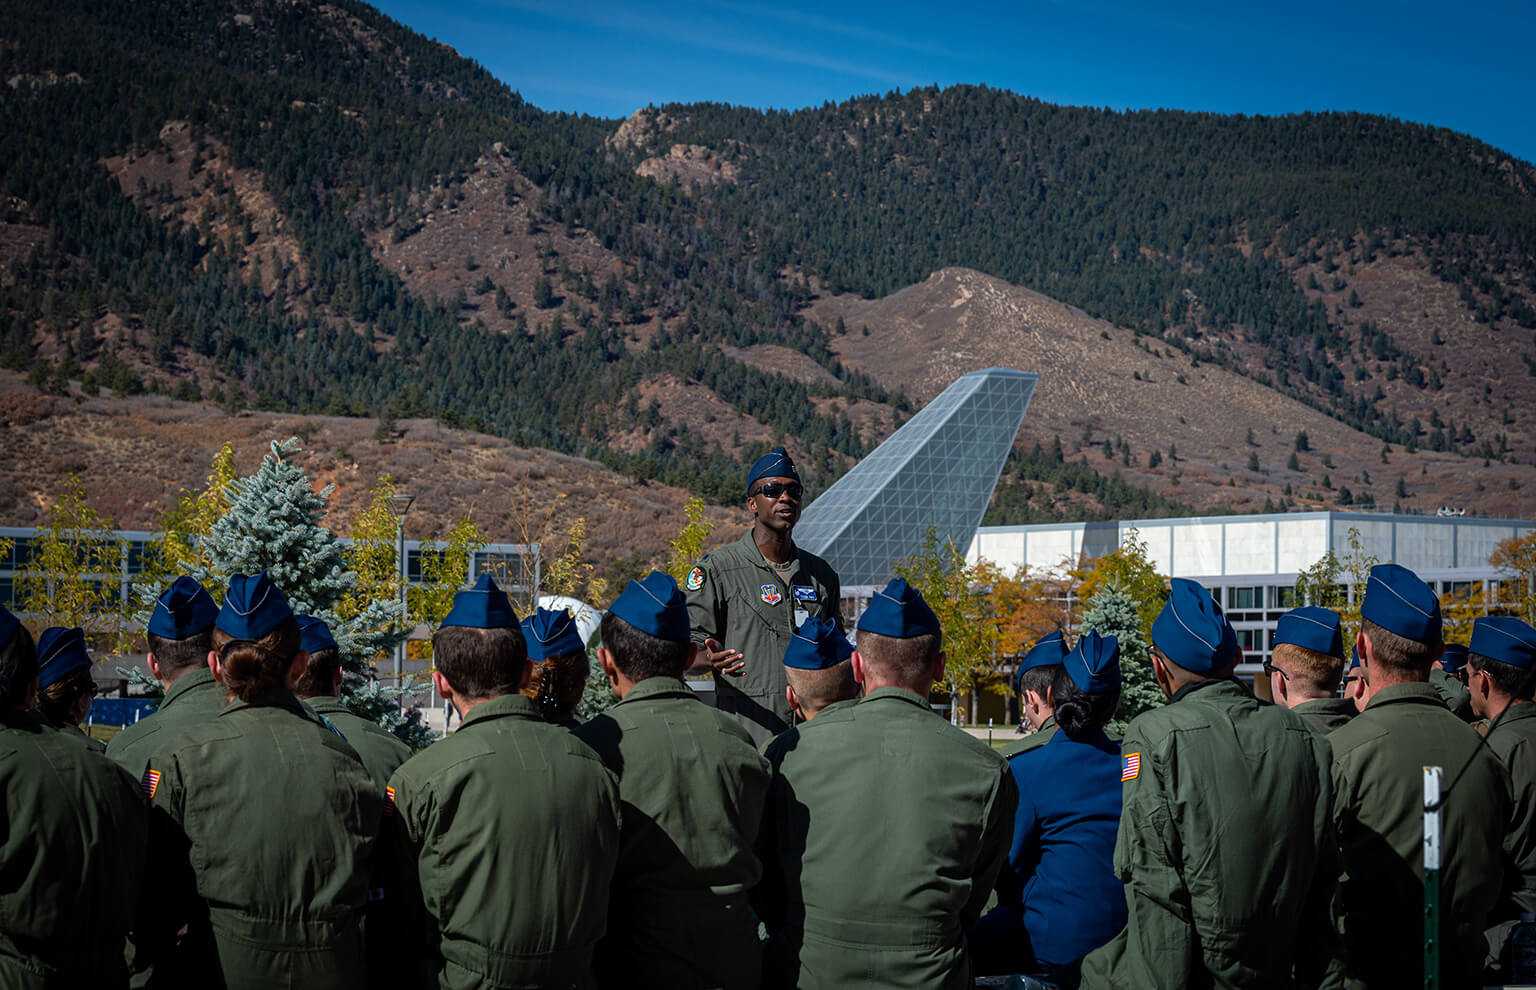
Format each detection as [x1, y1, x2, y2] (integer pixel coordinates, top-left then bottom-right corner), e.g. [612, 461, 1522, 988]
[141, 769, 161, 799]
[1122, 753, 1141, 782]
[384, 786, 396, 816]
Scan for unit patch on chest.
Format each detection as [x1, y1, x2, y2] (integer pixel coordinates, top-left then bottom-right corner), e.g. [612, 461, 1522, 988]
[761, 585, 783, 605]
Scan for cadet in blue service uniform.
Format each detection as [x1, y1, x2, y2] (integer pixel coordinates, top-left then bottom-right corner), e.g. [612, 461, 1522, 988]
[33, 626, 105, 750]
[780, 616, 858, 723]
[109, 576, 226, 782]
[1080, 579, 1342, 990]
[969, 630, 1126, 987]
[143, 573, 382, 990]
[1329, 564, 1510, 990]
[386, 575, 621, 989]
[0, 604, 148, 988]
[1002, 630, 1067, 758]
[574, 572, 771, 989]
[756, 578, 1017, 990]
[1432, 642, 1476, 721]
[1466, 616, 1536, 976]
[293, 614, 412, 789]
[685, 447, 843, 745]
[1265, 605, 1356, 733]
[520, 606, 590, 728]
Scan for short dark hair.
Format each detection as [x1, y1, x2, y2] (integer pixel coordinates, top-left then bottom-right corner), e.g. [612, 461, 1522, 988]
[295, 646, 342, 698]
[433, 625, 527, 699]
[1469, 652, 1536, 701]
[785, 660, 857, 716]
[600, 612, 688, 682]
[1050, 666, 1120, 741]
[37, 666, 96, 726]
[0, 623, 37, 710]
[146, 629, 214, 681]
[1018, 664, 1057, 702]
[212, 617, 302, 702]
[855, 630, 941, 685]
[1361, 619, 1437, 677]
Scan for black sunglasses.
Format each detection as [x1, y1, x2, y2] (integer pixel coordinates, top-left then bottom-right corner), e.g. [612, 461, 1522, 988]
[751, 482, 804, 501]
[1261, 657, 1288, 680]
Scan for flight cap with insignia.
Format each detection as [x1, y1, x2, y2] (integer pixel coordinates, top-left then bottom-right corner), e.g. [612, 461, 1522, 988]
[1360, 563, 1442, 645]
[295, 614, 338, 654]
[217, 572, 294, 641]
[1065, 629, 1121, 695]
[1439, 642, 1469, 675]
[784, 616, 853, 670]
[1470, 615, 1536, 670]
[856, 578, 940, 639]
[522, 607, 587, 661]
[148, 576, 220, 641]
[1275, 605, 1344, 658]
[36, 626, 91, 690]
[1151, 578, 1237, 675]
[747, 446, 800, 492]
[1014, 629, 1068, 694]
[441, 573, 519, 629]
[608, 571, 690, 642]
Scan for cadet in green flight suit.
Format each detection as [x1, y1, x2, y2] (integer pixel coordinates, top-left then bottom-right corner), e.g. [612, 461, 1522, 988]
[1265, 605, 1356, 734]
[780, 616, 858, 723]
[1080, 579, 1343, 990]
[144, 573, 382, 990]
[0, 604, 148, 988]
[1432, 642, 1476, 721]
[1329, 564, 1510, 990]
[1466, 615, 1536, 976]
[109, 576, 227, 782]
[386, 575, 620, 989]
[293, 614, 412, 789]
[1001, 630, 1067, 758]
[686, 447, 842, 745]
[33, 625, 105, 751]
[575, 571, 771, 990]
[756, 578, 1017, 990]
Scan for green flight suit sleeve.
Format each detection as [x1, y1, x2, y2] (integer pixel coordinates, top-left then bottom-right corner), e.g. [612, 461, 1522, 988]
[961, 759, 1019, 928]
[684, 558, 723, 649]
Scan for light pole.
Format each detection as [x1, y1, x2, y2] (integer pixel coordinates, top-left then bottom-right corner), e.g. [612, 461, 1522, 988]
[389, 493, 415, 704]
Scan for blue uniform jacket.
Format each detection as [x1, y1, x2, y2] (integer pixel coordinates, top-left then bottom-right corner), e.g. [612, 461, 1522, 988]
[970, 727, 1126, 974]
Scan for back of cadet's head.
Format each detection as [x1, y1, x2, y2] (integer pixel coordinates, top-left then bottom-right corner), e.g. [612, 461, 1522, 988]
[1016, 629, 1068, 702]
[433, 574, 527, 699]
[522, 608, 590, 721]
[1358, 564, 1441, 676]
[1272, 606, 1345, 695]
[0, 606, 37, 711]
[146, 576, 219, 680]
[855, 579, 942, 684]
[1053, 631, 1121, 741]
[602, 572, 691, 682]
[213, 574, 301, 701]
[1468, 616, 1536, 701]
[293, 615, 342, 698]
[783, 617, 856, 715]
[1151, 579, 1238, 684]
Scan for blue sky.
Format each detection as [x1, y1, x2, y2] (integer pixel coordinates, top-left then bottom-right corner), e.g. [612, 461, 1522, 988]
[371, 0, 1536, 164]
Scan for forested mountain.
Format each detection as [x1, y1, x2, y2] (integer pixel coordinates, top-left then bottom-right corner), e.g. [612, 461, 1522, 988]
[2, 0, 1533, 530]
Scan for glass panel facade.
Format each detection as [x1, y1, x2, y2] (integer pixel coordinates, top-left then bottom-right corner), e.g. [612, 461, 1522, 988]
[795, 368, 1037, 586]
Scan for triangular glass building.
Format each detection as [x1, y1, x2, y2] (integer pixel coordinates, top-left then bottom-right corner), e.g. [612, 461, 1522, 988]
[797, 367, 1037, 586]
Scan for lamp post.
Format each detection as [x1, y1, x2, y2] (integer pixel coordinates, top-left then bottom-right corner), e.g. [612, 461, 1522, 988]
[389, 493, 415, 703]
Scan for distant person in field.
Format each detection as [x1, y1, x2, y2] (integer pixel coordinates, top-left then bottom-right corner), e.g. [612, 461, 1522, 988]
[685, 446, 843, 745]
[293, 614, 411, 790]
[520, 606, 591, 729]
[1264, 605, 1355, 733]
[33, 625, 104, 750]
[781, 616, 857, 722]
[1004, 630, 1067, 757]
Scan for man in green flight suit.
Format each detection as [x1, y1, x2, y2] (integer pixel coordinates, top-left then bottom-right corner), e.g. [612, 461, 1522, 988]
[1329, 563, 1510, 989]
[0, 603, 148, 987]
[1002, 629, 1067, 757]
[1265, 605, 1356, 734]
[575, 571, 771, 989]
[756, 578, 1017, 990]
[109, 576, 227, 782]
[686, 447, 842, 745]
[1432, 642, 1476, 721]
[294, 614, 411, 789]
[1466, 615, 1536, 977]
[1080, 578, 1342, 990]
[386, 574, 620, 989]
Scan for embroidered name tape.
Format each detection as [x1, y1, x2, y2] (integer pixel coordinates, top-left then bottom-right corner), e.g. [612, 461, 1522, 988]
[792, 586, 817, 602]
[1122, 753, 1141, 782]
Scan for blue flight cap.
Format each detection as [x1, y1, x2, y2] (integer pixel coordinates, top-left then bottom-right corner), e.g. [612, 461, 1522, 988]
[857, 578, 941, 639]
[1275, 606, 1344, 658]
[1470, 616, 1536, 670]
[36, 627, 90, 690]
[295, 615, 338, 654]
[784, 617, 853, 670]
[1439, 643, 1469, 675]
[608, 571, 690, 642]
[747, 446, 800, 491]
[1017, 630, 1068, 674]
[147, 576, 219, 640]
[1065, 630, 1121, 695]
[441, 573, 520, 630]
[522, 607, 587, 661]
[1348, 645, 1361, 672]
[1151, 578, 1237, 675]
[1360, 563, 1442, 645]
[0, 603, 20, 651]
[216, 572, 294, 641]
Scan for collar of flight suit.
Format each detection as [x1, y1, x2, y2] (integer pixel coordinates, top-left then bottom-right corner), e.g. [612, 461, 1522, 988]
[1486, 698, 1536, 735]
[1361, 680, 1446, 713]
[1168, 675, 1249, 706]
[857, 685, 938, 710]
[734, 527, 799, 574]
[456, 691, 542, 731]
[614, 675, 698, 706]
[159, 665, 218, 710]
[218, 688, 313, 718]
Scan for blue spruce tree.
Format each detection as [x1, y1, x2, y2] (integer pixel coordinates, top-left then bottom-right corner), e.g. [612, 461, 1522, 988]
[1081, 586, 1163, 733]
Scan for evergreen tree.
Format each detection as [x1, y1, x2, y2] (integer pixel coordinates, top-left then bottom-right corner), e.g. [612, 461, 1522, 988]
[1081, 586, 1161, 733]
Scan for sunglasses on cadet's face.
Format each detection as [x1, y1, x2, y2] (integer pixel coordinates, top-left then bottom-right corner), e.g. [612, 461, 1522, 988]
[752, 482, 803, 501]
[1261, 657, 1289, 680]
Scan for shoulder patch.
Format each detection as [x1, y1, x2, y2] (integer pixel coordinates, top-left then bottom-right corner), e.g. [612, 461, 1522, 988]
[141, 768, 161, 799]
[1122, 752, 1141, 781]
[686, 566, 705, 591]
